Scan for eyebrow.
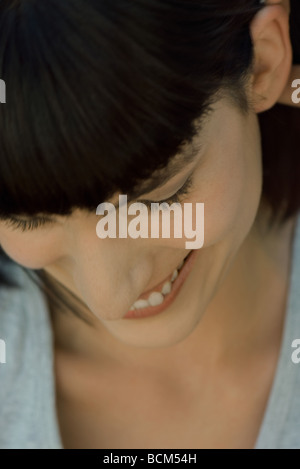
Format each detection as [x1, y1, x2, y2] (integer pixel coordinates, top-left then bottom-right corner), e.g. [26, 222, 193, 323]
[113, 140, 203, 209]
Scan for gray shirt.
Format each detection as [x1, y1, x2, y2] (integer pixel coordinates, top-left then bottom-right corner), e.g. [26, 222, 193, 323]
[1, 217, 300, 449]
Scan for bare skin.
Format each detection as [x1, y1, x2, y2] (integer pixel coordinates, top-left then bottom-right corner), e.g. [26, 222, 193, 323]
[54, 3, 299, 448]
[0, 2, 298, 449]
[54, 214, 296, 449]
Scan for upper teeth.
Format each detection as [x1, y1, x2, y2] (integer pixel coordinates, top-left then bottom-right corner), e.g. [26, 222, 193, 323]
[129, 257, 186, 311]
[148, 292, 164, 306]
[161, 281, 172, 295]
[171, 269, 178, 282]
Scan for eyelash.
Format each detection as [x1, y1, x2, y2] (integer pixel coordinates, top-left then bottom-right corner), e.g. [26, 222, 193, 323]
[5, 216, 53, 232]
[140, 174, 194, 208]
[4, 176, 194, 231]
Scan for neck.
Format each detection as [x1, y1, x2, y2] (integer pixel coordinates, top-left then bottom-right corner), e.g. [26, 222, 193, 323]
[49, 208, 297, 375]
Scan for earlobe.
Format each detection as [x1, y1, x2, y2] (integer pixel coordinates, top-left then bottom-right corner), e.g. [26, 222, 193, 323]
[250, 5, 292, 113]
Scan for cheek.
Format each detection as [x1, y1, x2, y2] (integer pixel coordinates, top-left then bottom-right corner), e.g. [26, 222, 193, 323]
[195, 121, 262, 248]
[0, 229, 62, 269]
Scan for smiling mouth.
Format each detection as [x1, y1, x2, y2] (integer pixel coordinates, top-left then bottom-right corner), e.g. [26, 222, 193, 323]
[124, 251, 195, 319]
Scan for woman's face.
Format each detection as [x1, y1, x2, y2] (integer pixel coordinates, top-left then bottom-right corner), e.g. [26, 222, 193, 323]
[0, 97, 263, 348]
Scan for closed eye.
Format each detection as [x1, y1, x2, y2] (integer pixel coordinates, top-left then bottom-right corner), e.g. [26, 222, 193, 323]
[138, 173, 194, 208]
[3, 173, 195, 231]
[3, 215, 55, 232]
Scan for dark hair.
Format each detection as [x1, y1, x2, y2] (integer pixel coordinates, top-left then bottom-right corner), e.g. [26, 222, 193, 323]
[0, 0, 261, 220]
[291, 0, 300, 63]
[0, 0, 299, 296]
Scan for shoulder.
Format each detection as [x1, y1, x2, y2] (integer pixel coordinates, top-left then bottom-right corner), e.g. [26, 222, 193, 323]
[276, 214, 300, 448]
[0, 260, 56, 448]
[0, 261, 51, 376]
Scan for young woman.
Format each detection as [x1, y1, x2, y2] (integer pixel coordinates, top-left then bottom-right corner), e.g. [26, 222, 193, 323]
[0, 0, 299, 449]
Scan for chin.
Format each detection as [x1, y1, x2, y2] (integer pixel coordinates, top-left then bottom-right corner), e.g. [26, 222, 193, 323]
[102, 323, 200, 349]
[98, 297, 205, 349]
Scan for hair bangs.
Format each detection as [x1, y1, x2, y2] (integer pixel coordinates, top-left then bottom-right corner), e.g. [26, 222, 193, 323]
[0, 0, 260, 219]
[0, 0, 206, 218]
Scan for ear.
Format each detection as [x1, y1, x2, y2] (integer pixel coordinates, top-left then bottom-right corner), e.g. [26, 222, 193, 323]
[250, 5, 292, 113]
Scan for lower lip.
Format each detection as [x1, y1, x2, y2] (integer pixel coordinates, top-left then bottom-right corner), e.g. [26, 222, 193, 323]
[123, 250, 199, 320]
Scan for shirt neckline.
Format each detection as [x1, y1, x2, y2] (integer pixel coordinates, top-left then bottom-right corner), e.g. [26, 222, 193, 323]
[49, 215, 300, 450]
[254, 214, 300, 449]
